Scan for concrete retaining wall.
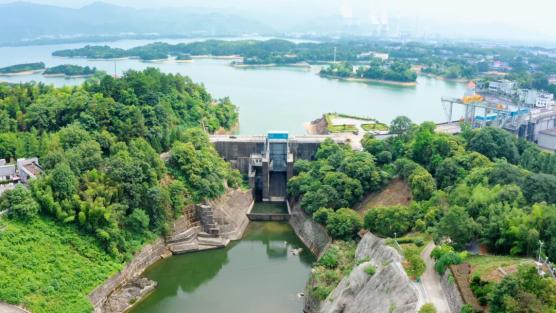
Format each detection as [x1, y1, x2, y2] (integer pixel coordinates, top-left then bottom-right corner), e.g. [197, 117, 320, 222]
[288, 200, 331, 258]
[89, 238, 169, 313]
[441, 269, 465, 313]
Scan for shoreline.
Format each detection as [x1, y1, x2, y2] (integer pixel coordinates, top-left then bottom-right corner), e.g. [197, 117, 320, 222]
[0, 69, 44, 76]
[319, 74, 417, 87]
[231, 62, 311, 69]
[418, 72, 469, 83]
[191, 55, 242, 60]
[43, 73, 95, 78]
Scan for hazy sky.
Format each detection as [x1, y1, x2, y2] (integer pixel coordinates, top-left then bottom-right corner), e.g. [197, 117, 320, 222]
[2, 0, 555, 36]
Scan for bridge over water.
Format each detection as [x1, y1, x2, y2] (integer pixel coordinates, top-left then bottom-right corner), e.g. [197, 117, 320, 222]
[210, 133, 347, 202]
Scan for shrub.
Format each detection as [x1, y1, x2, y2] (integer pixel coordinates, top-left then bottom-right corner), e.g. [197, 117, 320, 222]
[319, 249, 339, 269]
[325, 208, 363, 240]
[414, 238, 425, 247]
[0, 185, 39, 220]
[404, 247, 426, 279]
[313, 207, 334, 225]
[460, 304, 477, 313]
[364, 205, 412, 237]
[364, 264, 376, 276]
[419, 303, 437, 313]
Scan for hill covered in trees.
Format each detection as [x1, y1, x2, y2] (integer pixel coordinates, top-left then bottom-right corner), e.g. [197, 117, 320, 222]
[289, 117, 556, 311]
[0, 62, 45, 74]
[0, 68, 240, 312]
[43, 64, 98, 77]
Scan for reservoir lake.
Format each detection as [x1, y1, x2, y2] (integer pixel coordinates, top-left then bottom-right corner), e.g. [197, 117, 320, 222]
[0, 38, 467, 135]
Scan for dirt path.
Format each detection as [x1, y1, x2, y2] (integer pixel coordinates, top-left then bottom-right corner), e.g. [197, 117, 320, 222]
[420, 243, 452, 313]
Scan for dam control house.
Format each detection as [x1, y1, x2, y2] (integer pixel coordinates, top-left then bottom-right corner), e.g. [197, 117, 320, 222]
[210, 132, 347, 202]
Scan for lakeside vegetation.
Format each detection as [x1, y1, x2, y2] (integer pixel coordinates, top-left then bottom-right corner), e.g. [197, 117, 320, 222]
[0, 62, 45, 74]
[43, 65, 98, 76]
[324, 113, 389, 134]
[0, 68, 239, 312]
[290, 115, 556, 312]
[50, 39, 556, 88]
[320, 61, 417, 83]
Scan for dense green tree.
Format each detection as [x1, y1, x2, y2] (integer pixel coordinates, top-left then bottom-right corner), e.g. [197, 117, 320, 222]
[437, 206, 477, 250]
[409, 167, 436, 201]
[325, 208, 363, 240]
[364, 205, 413, 237]
[489, 266, 556, 313]
[0, 186, 39, 220]
[468, 127, 519, 164]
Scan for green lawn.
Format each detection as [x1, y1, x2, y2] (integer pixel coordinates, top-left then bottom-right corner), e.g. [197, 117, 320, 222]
[466, 255, 533, 280]
[0, 217, 123, 313]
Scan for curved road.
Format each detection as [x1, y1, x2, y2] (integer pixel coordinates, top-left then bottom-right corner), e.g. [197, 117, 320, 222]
[419, 243, 452, 313]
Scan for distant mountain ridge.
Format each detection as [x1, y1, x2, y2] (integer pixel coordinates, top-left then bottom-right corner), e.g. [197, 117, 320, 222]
[0, 1, 272, 45]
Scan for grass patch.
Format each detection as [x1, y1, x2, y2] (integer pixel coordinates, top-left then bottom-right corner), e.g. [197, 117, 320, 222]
[307, 241, 357, 300]
[364, 264, 376, 276]
[361, 123, 389, 132]
[385, 233, 430, 280]
[0, 217, 123, 313]
[466, 255, 532, 281]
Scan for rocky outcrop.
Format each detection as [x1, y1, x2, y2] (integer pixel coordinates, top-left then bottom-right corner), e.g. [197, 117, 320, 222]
[289, 200, 331, 258]
[101, 278, 157, 313]
[90, 238, 170, 313]
[311, 233, 422, 313]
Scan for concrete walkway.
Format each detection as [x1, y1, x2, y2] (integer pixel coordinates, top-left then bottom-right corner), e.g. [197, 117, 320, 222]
[420, 243, 452, 313]
[0, 302, 31, 313]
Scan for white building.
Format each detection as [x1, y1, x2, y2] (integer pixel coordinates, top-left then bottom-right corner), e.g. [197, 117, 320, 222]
[536, 92, 555, 108]
[16, 158, 42, 184]
[519, 89, 555, 108]
[488, 80, 516, 95]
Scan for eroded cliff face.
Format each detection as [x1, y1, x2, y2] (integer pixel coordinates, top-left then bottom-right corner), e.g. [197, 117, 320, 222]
[310, 233, 422, 313]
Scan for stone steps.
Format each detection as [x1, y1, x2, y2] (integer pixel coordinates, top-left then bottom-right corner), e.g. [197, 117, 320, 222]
[197, 236, 229, 247]
[166, 226, 199, 244]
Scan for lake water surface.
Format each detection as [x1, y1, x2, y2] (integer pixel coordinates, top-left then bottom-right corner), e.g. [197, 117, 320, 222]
[0, 39, 467, 134]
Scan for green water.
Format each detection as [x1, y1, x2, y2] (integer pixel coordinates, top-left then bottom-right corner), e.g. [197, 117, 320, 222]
[251, 202, 289, 214]
[128, 222, 315, 313]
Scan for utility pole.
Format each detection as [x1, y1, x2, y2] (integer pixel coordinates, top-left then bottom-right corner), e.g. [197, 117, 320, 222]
[114, 62, 117, 78]
[333, 47, 337, 64]
[539, 240, 544, 263]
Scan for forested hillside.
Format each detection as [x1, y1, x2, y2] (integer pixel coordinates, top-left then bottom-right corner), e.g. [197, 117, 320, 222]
[290, 118, 556, 311]
[0, 69, 240, 312]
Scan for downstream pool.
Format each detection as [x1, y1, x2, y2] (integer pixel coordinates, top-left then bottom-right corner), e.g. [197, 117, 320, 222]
[128, 222, 315, 313]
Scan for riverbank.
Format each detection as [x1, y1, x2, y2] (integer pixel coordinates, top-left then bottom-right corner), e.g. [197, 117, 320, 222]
[231, 62, 311, 69]
[90, 188, 254, 313]
[43, 73, 95, 78]
[0, 70, 43, 76]
[319, 73, 417, 87]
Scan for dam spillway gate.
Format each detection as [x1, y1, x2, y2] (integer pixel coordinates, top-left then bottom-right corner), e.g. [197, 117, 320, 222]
[210, 132, 347, 202]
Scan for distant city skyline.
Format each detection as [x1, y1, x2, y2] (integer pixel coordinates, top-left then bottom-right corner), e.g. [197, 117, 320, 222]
[1, 0, 555, 42]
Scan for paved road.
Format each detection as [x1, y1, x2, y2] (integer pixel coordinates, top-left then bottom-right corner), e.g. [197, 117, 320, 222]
[0, 302, 31, 313]
[420, 243, 452, 313]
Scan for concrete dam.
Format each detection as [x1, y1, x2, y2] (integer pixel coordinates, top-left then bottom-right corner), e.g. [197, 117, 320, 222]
[210, 133, 347, 202]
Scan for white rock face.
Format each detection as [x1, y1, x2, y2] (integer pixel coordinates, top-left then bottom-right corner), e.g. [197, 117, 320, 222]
[318, 233, 421, 313]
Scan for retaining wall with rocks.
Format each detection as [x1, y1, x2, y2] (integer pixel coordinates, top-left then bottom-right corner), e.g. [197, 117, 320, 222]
[441, 269, 465, 313]
[288, 200, 331, 258]
[89, 238, 170, 313]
